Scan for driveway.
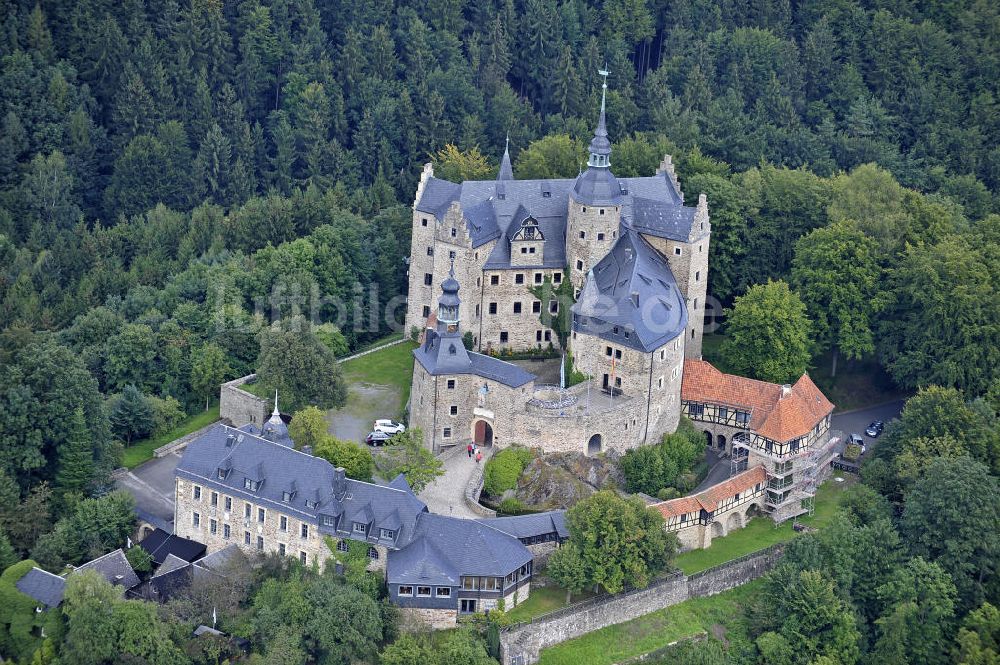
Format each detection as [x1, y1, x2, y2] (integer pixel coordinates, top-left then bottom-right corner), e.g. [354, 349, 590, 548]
[417, 446, 483, 519]
[831, 400, 905, 443]
[117, 453, 180, 527]
[327, 382, 402, 446]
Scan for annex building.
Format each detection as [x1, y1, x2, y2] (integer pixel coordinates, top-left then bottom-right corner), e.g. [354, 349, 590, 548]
[406, 72, 709, 456]
[173, 407, 567, 627]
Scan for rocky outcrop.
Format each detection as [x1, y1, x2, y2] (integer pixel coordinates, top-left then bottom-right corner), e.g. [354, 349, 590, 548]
[511, 452, 624, 509]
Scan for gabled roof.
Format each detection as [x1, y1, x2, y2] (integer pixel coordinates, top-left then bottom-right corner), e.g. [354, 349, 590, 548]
[152, 553, 191, 578]
[476, 510, 569, 540]
[74, 548, 140, 589]
[176, 424, 428, 549]
[414, 331, 535, 388]
[681, 360, 835, 443]
[15, 567, 66, 608]
[388, 513, 532, 587]
[139, 528, 207, 565]
[572, 228, 688, 352]
[652, 466, 768, 519]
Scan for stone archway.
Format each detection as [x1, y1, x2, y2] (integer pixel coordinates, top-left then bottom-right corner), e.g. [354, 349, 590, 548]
[717, 434, 726, 450]
[710, 521, 725, 538]
[726, 512, 742, 533]
[587, 434, 602, 455]
[473, 420, 494, 446]
[704, 431, 713, 446]
[745, 504, 759, 522]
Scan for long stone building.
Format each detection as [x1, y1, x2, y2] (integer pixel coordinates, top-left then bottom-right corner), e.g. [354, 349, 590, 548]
[407, 72, 709, 456]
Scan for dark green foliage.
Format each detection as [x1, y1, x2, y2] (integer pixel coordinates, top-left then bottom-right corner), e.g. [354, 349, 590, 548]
[108, 385, 154, 446]
[0, 559, 59, 662]
[31, 490, 135, 570]
[256, 318, 347, 414]
[124, 545, 152, 574]
[483, 446, 535, 497]
[619, 419, 703, 495]
[375, 428, 444, 493]
[54, 407, 94, 506]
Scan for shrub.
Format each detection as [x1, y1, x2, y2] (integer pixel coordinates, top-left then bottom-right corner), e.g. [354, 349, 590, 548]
[483, 447, 535, 497]
[656, 487, 680, 501]
[618, 417, 703, 495]
[498, 498, 526, 515]
[148, 395, 185, 437]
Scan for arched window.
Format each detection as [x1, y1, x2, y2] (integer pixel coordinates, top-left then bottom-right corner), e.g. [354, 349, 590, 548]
[368, 547, 379, 560]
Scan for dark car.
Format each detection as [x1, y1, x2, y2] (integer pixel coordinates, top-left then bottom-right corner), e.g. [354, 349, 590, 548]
[865, 421, 884, 438]
[365, 430, 392, 446]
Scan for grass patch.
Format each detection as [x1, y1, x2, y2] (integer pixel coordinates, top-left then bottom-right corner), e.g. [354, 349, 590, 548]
[342, 332, 405, 358]
[506, 584, 597, 622]
[122, 405, 221, 469]
[537, 579, 761, 665]
[340, 340, 418, 415]
[673, 477, 851, 575]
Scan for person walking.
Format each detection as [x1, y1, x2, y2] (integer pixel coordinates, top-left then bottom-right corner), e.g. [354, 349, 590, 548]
[475, 450, 482, 464]
[467, 443, 473, 458]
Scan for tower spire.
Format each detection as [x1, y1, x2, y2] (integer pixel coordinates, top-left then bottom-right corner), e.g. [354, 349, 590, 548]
[498, 132, 513, 181]
[587, 67, 612, 169]
[269, 390, 281, 424]
[437, 257, 461, 334]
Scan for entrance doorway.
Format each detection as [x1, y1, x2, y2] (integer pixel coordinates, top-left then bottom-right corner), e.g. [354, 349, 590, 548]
[587, 434, 602, 455]
[717, 434, 726, 450]
[704, 431, 713, 446]
[473, 420, 493, 446]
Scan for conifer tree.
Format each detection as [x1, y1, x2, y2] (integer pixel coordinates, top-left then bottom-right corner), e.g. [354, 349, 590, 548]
[55, 407, 94, 506]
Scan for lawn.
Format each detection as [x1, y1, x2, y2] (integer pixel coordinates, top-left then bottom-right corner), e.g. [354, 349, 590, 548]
[536, 579, 761, 665]
[122, 405, 220, 468]
[672, 477, 851, 575]
[507, 584, 597, 622]
[340, 339, 417, 412]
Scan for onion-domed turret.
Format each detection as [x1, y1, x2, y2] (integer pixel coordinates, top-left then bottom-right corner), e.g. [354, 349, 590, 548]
[437, 261, 461, 334]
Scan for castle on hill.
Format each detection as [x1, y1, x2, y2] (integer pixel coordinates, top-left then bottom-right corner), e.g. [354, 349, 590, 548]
[406, 71, 710, 455]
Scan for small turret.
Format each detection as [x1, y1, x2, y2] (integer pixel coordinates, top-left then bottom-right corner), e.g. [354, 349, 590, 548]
[437, 259, 461, 335]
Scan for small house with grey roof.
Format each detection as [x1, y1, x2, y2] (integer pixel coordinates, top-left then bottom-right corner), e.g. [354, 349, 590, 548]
[174, 421, 567, 626]
[405, 70, 710, 456]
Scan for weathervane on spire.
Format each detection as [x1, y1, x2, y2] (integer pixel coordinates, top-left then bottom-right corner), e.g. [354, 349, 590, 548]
[586, 65, 613, 168]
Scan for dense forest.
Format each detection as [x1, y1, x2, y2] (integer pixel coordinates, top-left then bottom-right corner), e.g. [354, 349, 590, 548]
[0, 0, 998, 662]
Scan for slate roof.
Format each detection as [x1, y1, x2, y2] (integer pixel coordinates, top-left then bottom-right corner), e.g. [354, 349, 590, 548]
[681, 360, 835, 443]
[75, 548, 140, 589]
[388, 513, 532, 587]
[476, 510, 569, 540]
[652, 466, 768, 519]
[572, 228, 689, 352]
[15, 567, 66, 608]
[414, 329, 535, 388]
[152, 553, 191, 578]
[176, 424, 428, 549]
[139, 528, 207, 565]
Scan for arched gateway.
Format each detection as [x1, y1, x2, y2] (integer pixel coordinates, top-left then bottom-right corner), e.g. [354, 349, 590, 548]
[473, 420, 493, 446]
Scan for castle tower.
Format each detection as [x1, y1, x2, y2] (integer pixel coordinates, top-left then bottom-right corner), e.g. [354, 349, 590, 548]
[437, 262, 461, 336]
[566, 68, 622, 291]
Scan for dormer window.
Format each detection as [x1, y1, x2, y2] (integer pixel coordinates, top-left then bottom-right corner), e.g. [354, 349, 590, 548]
[244, 478, 260, 492]
[322, 515, 335, 526]
[305, 499, 318, 510]
[379, 528, 395, 539]
[353, 522, 367, 534]
[282, 491, 293, 503]
[217, 468, 228, 480]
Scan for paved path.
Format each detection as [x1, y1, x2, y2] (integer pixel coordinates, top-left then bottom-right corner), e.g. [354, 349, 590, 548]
[417, 446, 483, 519]
[117, 452, 181, 527]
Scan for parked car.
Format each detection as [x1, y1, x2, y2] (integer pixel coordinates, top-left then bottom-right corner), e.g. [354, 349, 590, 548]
[373, 419, 406, 435]
[849, 433, 864, 446]
[865, 420, 885, 438]
[366, 430, 392, 446]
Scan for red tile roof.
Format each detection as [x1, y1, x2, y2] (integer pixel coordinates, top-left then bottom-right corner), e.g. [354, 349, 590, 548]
[680, 360, 834, 443]
[652, 465, 768, 519]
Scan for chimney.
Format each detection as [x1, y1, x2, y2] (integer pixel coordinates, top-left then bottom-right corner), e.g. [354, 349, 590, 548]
[225, 433, 236, 447]
[630, 291, 639, 308]
[781, 384, 792, 398]
[333, 467, 347, 495]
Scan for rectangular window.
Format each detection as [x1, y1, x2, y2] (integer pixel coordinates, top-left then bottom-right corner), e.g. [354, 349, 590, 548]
[210, 519, 217, 535]
[323, 515, 336, 527]
[532, 301, 541, 313]
[674, 246, 682, 255]
[491, 275, 499, 285]
[422, 305, 430, 318]
[427, 246, 433, 256]
[544, 331, 551, 342]
[257, 536, 264, 550]
[244, 531, 251, 545]
[258, 508, 265, 523]
[579, 231, 586, 239]
[210, 491, 218, 506]
[536, 330, 542, 342]
[450, 228, 457, 237]
[513, 302, 522, 313]
[421, 218, 428, 227]
[436, 587, 451, 597]
[461, 599, 477, 613]
[606, 346, 613, 356]
[244, 503, 251, 519]
[553, 272, 562, 283]
[417, 586, 432, 597]
[278, 543, 286, 556]
[597, 233, 605, 241]
[280, 516, 287, 531]
[549, 301, 558, 314]
[353, 522, 367, 534]
[500, 331, 508, 343]
[224, 497, 232, 511]
[380, 528, 394, 539]
[424, 273, 432, 286]
[576, 259, 583, 270]
[515, 273, 524, 284]
[447, 379, 455, 389]
[450, 405, 457, 415]
[223, 524, 231, 539]
[489, 302, 497, 315]
[599, 208, 605, 215]
[193, 486, 201, 500]
[614, 349, 622, 359]
[534, 272, 542, 284]
[695, 271, 700, 281]
[398, 586, 413, 596]
[449, 250, 455, 259]
[282, 491, 292, 502]
[301, 524, 309, 539]
[443, 427, 452, 438]
[462, 577, 478, 590]
[193, 512, 200, 527]
[718, 407, 728, 421]
[300, 552, 307, 565]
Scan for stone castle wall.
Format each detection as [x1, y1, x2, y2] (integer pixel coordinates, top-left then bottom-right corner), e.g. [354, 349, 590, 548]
[500, 544, 785, 665]
[219, 375, 270, 428]
[478, 268, 564, 352]
[566, 199, 621, 291]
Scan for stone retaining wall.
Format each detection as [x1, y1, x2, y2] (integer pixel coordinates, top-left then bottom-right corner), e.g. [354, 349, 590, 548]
[152, 421, 221, 458]
[220, 374, 270, 428]
[465, 447, 497, 517]
[500, 544, 785, 664]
